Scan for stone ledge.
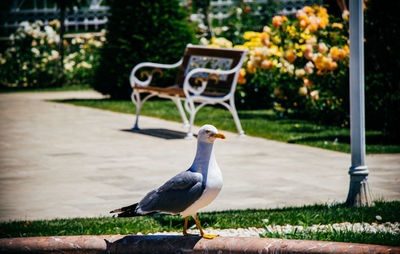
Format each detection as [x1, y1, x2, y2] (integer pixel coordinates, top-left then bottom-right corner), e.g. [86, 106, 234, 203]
[0, 235, 399, 254]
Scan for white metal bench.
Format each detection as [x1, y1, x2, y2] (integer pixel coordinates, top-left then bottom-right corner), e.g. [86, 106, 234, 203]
[129, 44, 248, 138]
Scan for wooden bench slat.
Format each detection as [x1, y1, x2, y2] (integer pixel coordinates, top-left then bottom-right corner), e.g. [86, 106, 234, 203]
[133, 85, 185, 96]
[133, 85, 226, 98]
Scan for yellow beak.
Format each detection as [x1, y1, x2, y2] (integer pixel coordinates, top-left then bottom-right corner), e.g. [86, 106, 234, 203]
[211, 132, 226, 139]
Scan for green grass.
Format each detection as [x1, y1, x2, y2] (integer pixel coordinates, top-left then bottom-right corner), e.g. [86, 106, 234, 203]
[0, 85, 91, 93]
[56, 98, 400, 154]
[262, 228, 399, 247]
[1, 201, 399, 246]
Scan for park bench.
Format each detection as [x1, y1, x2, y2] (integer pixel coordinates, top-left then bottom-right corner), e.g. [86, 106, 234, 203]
[129, 44, 248, 138]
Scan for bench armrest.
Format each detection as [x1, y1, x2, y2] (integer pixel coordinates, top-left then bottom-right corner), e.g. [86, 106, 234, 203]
[130, 59, 183, 87]
[183, 58, 245, 97]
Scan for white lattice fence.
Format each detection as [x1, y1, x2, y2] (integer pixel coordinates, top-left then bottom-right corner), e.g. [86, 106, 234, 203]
[1, 0, 109, 33]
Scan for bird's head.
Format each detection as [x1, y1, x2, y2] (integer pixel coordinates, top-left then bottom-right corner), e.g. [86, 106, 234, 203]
[197, 124, 225, 143]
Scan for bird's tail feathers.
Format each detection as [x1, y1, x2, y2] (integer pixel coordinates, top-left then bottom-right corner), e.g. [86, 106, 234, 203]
[110, 203, 141, 217]
[110, 203, 158, 217]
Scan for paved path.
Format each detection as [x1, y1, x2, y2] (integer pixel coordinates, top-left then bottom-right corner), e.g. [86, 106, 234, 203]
[0, 91, 399, 221]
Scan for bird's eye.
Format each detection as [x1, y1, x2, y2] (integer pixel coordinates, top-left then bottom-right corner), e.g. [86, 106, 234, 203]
[205, 130, 211, 134]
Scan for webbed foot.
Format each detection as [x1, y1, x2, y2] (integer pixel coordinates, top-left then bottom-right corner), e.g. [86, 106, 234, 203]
[201, 234, 219, 239]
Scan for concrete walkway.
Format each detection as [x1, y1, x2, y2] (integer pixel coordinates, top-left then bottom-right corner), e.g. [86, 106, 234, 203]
[0, 91, 399, 221]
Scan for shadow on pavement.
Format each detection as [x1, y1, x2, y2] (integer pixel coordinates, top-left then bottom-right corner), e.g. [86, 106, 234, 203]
[122, 128, 196, 140]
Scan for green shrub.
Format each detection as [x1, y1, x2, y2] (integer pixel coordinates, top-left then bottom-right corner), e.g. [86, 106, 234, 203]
[364, 0, 400, 139]
[92, 0, 196, 99]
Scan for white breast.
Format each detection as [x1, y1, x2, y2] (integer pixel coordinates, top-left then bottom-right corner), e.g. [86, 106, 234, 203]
[180, 163, 223, 218]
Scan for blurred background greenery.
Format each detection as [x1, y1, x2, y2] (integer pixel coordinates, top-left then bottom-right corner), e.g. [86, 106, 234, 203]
[1, 0, 399, 141]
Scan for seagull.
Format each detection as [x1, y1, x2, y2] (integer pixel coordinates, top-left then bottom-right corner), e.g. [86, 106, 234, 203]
[110, 124, 225, 239]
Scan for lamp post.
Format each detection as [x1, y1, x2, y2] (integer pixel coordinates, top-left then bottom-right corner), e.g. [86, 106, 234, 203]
[345, 0, 371, 206]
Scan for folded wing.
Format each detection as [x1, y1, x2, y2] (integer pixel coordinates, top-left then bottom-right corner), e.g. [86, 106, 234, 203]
[137, 170, 204, 214]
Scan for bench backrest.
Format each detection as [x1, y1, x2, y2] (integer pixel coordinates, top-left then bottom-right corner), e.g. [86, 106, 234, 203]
[175, 45, 247, 93]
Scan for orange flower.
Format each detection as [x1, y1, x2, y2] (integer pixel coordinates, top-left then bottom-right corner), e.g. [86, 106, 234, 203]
[273, 87, 285, 99]
[261, 59, 273, 69]
[297, 6, 330, 32]
[340, 45, 349, 59]
[304, 44, 314, 60]
[332, 23, 343, 29]
[263, 26, 271, 33]
[330, 46, 349, 61]
[272, 16, 281, 29]
[318, 42, 328, 54]
[247, 61, 255, 74]
[300, 19, 308, 29]
[310, 90, 319, 100]
[328, 61, 338, 70]
[261, 37, 270, 46]
[342, 10, 349, 21]
[329, 46, 340, 61]
[295, 69, 306, 77]
[304, 44, 313, 53]
[303, 6, 314, 14]
[317, 7, 329, 28]
[272, 15, 287, 29]
[296, 10, 307, 20]
[254, 48, 262, 57]
[304, 61, 314, 74]
[238, 76, 246, 84]
[260, 32, 268, 40]
[298, 86, 308, 96]
[308, 18, 319, 32]
[260, 32, 269, 46]
[313, 54, 330, 71]
[318, 19, 329, 29]
[238, 68, 246, 84]
[285, 50, 297, 63]
[302, 77, 313, 87]
[239, 68, 246, 77]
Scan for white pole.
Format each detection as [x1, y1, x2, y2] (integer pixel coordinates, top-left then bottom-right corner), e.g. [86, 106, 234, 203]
[345, 0, 370, 206]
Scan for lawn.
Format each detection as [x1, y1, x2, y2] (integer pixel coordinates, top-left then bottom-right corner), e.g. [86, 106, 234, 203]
[56, 98, 400, 154]
[0, 85, 91, 93]
[1, 201, 399, 246]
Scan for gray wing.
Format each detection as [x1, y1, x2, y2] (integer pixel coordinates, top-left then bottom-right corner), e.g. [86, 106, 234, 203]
[137, 170, 204, 214]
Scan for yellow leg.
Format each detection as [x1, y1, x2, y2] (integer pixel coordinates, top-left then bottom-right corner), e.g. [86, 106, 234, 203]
[182, 216, 197, 237]
[194, 215, 218, 239]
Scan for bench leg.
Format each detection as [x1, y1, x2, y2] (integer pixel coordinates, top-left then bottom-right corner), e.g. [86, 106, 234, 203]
[131, 90, 141, 130]
[131, 90, 157, 130]
[220, 98, 244, 137]
[172, 97, 189, 128]
[229, 97, 245, 136]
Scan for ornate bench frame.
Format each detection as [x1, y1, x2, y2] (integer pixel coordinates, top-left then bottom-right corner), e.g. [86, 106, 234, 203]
[129, 44, 248, 138]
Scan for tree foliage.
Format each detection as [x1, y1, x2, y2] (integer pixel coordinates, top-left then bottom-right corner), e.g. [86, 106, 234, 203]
[92, 0, 196, 99]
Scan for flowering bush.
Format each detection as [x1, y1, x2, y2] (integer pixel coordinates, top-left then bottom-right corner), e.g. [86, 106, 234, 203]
[0, 20, 104, 88]
[0, 20, 60, 88]
[63, 32, 105, 86]
[207, 5, 350, 125]
[238, 5, 350, 124]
